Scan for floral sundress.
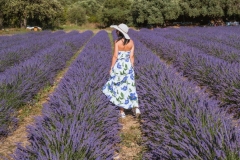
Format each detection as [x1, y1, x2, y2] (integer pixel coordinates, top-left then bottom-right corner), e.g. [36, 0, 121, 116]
[102, 51, 139, 109]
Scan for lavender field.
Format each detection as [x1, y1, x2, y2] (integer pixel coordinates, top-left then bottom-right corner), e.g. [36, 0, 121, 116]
[1, 27, 240, 159]
[0, 30, 93, 139]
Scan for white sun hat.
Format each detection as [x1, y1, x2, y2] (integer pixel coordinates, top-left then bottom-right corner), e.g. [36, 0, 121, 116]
[110, 23, 130, 39]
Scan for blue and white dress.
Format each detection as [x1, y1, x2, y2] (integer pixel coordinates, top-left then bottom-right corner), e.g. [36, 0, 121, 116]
[102, 51, 139, 109]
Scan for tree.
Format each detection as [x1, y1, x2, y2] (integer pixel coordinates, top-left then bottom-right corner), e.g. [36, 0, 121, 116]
[4, 0, 28, 28]
[180, 0, 226, 18]
[205, 0, 225, 18]
[225, 0, 240, 19]
[27, 0, 63, 28]
[3, 0, 63, 28]
[99, 0, 132, 27]
[131, 0, 181, 27]
[78, 0, 101, 23]
[0, 0, 7, 29]
[57, 0, 80, 6]
[131, 1, 148, 26]
[67, 2, 86, 26]
[162, 0, 181, 20]
[180, 0, 202, 18]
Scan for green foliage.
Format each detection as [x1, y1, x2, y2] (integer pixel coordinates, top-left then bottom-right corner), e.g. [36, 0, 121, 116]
[78, 0, 100, 16]
[57, 0, 103, 24]
[57, 6, 68, 25]
[67, 2, 86, 25]
[1, 0, 240, 29]
[225, 0, 240, 17]
[99, 0, 132, 27]
[180, 0, 202, 18]
[2, 0, 63, 28]
[78, 0, 101, 23]
[132, 0, 181, 27]
[3, 0, 27, 27]
[180, 0, 225, 18]
[31, 1, 63, 28]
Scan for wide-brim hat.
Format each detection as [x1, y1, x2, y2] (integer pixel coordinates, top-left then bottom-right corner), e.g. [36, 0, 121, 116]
[110, 23, 130, 39]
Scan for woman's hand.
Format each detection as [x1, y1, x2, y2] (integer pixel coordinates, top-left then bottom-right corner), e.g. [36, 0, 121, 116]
[109, 67, 113, 74]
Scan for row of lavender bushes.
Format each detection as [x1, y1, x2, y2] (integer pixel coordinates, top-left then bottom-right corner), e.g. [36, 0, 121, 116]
[0, 31, 53, 50]
[130, 29, 240, 118]
[13, 31, 121, 160]
[186, 27, 240, 50]
[0, 30, 93, 140]
[128, 33, 240, 159]
[155, 26, 240, 50]
[154, 27, 240, 64]
[0, 31, 67, 72]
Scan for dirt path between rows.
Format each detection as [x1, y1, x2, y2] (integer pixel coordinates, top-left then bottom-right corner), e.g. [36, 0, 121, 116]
[116, 113, 143, 160]
[0, 34, 91, 159]
[107, 33, 144, 160]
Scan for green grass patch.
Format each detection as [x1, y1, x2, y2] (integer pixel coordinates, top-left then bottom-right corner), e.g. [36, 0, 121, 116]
[0, 28, 30, 35]
[58, 23, 102, 33]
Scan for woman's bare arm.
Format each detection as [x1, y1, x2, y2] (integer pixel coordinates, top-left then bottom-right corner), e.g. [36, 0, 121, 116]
[111, 41, 118, 69]
[130, 42, 135, 67]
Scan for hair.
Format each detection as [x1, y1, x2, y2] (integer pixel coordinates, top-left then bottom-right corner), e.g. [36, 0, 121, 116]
[116, 30, 130, 45]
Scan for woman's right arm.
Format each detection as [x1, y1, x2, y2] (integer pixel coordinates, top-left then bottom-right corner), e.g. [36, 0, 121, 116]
[110, 42, 118, 71]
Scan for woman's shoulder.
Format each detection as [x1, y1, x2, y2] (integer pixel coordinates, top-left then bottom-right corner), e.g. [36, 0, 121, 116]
[115, 39, 134, 49]
[129, 39, 134, 44]
[128, 39, 134, 46]
[115, 39, 133, 43]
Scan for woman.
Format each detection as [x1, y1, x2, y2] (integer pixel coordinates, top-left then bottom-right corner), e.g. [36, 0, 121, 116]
[102, 23, 140, 118]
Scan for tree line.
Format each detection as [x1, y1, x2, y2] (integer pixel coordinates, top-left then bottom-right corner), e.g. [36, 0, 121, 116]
[0, 0, 239, 29]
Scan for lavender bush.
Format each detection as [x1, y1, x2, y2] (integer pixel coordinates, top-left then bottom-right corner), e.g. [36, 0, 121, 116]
[0, 31, 50, 50]
[130, 29, 240, 118]
[0, 31, 68, 72]
[0, 31, 59, 52]
[187, 27, 240, 50]
[13, 31, 121, 160]
[0, 102, 18, 141]
[159, 29, 240, 64]
[154, 26, 240, 50]
[128, 33, 240, 159]
[0, 31, 93, 139]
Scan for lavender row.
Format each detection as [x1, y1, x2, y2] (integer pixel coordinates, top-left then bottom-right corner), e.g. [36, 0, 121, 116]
[193, 27, 240, 48]
[0, 31, 56, 51]
[0, 32, 39, 49]
[14, 31, 121, 160]
[157, 28, 240, 64]
[155, 27, 240, 50]
[0, 31, 68, 72]
[154, 26, 240, 42]
[129, 34, 240, 159]
[0, 31, 93, 139]
[130, 29, 240, 118]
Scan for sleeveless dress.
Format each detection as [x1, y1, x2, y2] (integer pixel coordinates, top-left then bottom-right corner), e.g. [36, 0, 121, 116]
[102, 51, 139, 109]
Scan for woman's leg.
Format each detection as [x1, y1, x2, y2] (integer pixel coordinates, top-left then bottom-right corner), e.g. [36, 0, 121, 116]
[132, 106, 141, 116]
[120, 107, 124, 113]
[120, 107, 126, 118]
